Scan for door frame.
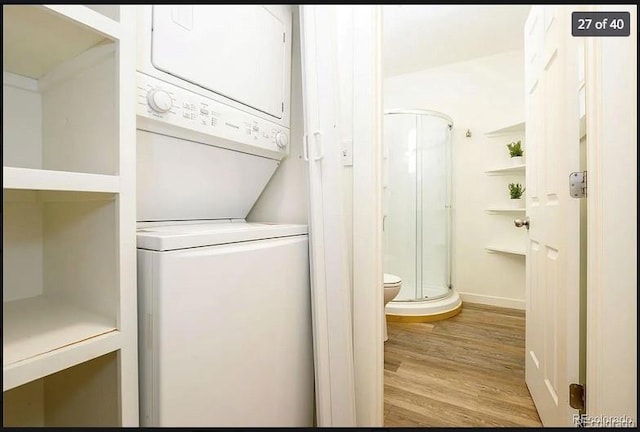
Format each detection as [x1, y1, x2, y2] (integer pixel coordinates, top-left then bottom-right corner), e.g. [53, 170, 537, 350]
[299, 5, 357, 426]
[584, 5, 637, 423]
[350, 5, 385, 427]
[352, 4, 637, 427]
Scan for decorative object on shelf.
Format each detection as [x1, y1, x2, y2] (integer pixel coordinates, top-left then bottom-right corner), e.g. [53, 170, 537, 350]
[508, 182, 526, 208]
[507, 140, 524, 166]
[465, 129, 472, 137]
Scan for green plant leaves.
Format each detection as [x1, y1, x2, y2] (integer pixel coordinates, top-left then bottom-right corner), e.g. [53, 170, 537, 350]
[507, 140, 523, 157]
[508, 182, 525, 199]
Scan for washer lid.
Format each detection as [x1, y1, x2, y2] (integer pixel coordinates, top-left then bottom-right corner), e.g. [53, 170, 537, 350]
[137, 221, 308, 251]
[384, 273, 402, 286]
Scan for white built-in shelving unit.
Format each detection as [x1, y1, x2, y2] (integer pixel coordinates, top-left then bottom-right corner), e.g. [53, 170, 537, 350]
[3, 5, 137, 427]
[484, 121, 527, 257]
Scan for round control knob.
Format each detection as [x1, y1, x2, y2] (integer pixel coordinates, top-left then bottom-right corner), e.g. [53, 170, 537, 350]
[275, 131, 289, 149]
[146, 88, 173, 113]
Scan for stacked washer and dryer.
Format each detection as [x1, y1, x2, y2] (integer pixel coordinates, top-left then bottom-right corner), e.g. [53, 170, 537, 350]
[134, 6, 313, 427]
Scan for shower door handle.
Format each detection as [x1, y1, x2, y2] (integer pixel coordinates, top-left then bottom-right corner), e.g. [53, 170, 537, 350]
[382, 215, 387, 232]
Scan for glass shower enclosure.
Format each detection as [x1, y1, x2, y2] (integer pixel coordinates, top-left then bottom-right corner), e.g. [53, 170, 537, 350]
[383, 109, 453, 302]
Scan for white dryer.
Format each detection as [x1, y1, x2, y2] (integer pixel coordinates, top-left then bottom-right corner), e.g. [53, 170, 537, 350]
[134, 5, 313, 427]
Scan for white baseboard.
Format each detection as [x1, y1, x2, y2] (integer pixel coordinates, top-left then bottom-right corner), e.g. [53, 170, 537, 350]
[458, 292, 525, 310]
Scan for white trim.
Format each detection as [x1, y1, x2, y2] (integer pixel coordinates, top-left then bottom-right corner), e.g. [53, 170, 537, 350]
[585, 28, 604, 418]
[351, 5, 384, 427]
[458, 292, 525, 310]
[116, 6, 139, 426]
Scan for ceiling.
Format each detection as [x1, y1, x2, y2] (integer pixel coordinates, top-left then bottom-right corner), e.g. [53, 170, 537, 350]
[382, 5, 532, 77]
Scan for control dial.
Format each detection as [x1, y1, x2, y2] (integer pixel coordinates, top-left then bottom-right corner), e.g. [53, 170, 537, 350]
[275, 131, 289, 149]
[147, 88, 173, 113]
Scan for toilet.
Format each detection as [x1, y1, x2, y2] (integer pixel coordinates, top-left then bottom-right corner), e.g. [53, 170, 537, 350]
[383, 273, 402, 341]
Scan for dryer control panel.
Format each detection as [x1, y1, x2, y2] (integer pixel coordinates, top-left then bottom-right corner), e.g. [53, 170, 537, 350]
[136, 73, 289, 160]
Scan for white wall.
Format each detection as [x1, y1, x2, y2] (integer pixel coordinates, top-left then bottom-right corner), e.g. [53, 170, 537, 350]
[384, 49, 527, 309]
[247, 8, 307, 225]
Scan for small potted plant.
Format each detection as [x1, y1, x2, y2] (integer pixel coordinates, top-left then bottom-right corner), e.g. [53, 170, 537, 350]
[507, 140, 524, 166]
[508, 183, 526, 208]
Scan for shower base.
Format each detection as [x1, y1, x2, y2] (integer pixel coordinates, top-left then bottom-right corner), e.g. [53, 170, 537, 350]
[386, 291, 462, 323]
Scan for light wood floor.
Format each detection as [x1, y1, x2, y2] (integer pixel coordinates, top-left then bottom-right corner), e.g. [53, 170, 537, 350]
[384, 302, 542, 427]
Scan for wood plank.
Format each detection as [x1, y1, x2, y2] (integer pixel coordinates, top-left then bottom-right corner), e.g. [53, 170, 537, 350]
[384, 303, 541, 427]
[461, 302, 525, 317]
[386, 369, 541, 424]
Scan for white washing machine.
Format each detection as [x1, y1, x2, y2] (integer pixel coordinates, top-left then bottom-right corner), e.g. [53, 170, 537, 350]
[134, 5, 313, 427]
[137, 222, 313, 427]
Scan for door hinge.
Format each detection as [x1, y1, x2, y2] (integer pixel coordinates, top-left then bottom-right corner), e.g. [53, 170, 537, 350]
[569, 171, 587, 198]
[569, 383, 585, 410]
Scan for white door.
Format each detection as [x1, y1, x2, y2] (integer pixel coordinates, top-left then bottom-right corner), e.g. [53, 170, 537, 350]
[299, 5, 357, 427]
[523, 5, 581, 426]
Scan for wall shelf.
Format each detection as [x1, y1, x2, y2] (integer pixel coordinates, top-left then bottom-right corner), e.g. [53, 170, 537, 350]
[486, 207, 526, 214]
[484, 122, 526, 261]
[3, 167, 119, 193]
[485, 121, 525, 137]
[485, 164, 526, 175]
[485, 245, 526, 256]
[3, 296, 118, 391]
[3, 331, 121, 392]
